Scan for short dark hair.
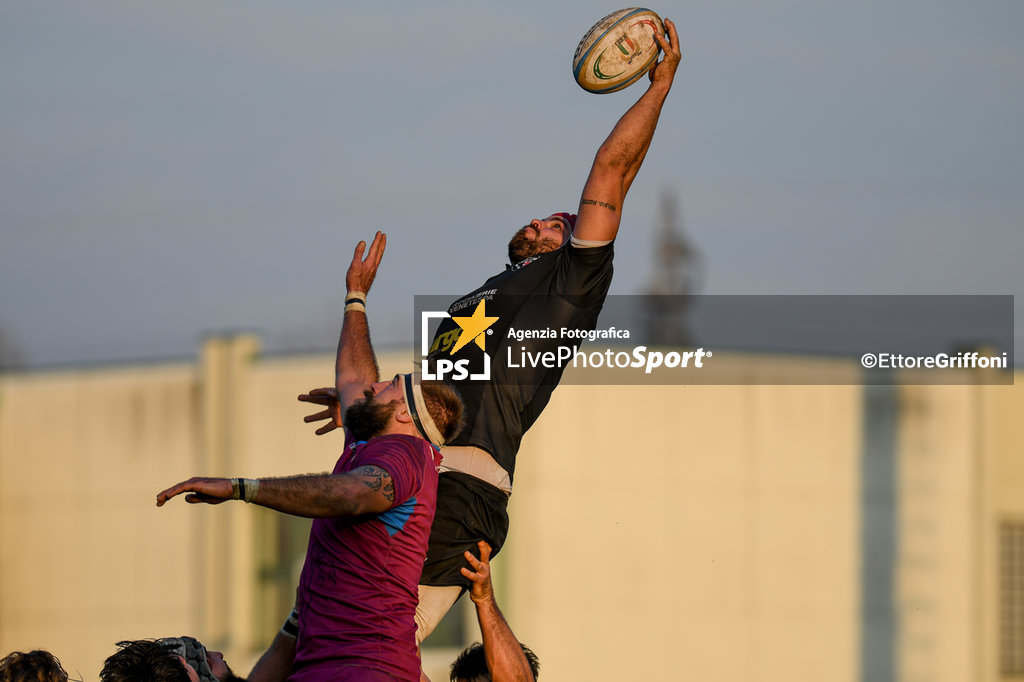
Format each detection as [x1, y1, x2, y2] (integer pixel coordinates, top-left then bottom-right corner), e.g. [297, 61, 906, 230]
[0, 650, 70, 682]
[100, 640, 191, 682]
[449, 642, 540, 681]
[422, 380, 464, 444]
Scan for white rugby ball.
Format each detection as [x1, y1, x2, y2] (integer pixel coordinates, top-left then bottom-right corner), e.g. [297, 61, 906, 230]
[572, 8, 665, 94]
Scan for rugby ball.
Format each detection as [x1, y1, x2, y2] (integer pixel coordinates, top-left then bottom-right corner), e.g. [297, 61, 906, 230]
[572, 8, 665, 94]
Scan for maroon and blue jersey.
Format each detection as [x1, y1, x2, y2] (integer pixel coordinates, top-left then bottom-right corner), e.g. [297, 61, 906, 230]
[290, 432, 442, 681]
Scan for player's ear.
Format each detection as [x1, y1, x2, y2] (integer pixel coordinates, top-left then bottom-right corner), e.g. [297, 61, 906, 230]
[395, 403, 413, 425]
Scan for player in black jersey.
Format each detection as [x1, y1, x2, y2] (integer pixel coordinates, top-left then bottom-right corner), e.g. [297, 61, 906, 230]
[408, 18, 680, 641]
[257, 18, 681, 670]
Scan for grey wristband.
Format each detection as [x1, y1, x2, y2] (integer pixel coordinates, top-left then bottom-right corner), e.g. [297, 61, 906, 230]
[231, 478, 260, 502]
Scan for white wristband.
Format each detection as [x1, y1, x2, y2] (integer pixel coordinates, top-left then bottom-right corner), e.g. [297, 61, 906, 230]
[345, 290, 367, 313]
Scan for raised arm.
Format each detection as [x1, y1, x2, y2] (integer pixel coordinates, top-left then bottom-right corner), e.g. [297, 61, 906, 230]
[336, 231, 387, 413]
[155, 464, 396, 518]
[572, 18, 681, 244]
[292, 233, 387, 437]
[248, 623, 297, 682]
[463, 541, 535, 682]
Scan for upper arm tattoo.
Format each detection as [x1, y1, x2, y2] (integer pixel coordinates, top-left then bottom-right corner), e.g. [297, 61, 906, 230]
[351, 465, 395, 503]
[581, 198, 617, 212]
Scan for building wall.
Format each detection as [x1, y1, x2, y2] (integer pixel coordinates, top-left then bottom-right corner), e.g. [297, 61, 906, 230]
[895, 384, 977, 682]
[0, 362, 205, 678]
[980, 381, 1024, 682]
[0, 339, 1019, 682]
[503, 356, 862, 682]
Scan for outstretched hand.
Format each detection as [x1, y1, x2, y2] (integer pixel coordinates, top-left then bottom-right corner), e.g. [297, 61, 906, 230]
[462, 541, 495, 604]
[649, 17, 681, 86]
[156, 477, 233, 507]
[298, 387, 342, 436]
[346, 231, 386, 294]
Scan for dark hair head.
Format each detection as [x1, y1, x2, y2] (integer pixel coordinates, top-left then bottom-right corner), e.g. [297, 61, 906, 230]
[0, 650, 70, 682]
[421, 380, 464, 444]
[100, 640, 191, 682]
[449, 642, 540, 681]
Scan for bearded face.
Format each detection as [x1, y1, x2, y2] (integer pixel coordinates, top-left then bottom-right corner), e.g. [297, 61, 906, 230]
[507, 225, 564, 264]
[344, 391, 401, 441]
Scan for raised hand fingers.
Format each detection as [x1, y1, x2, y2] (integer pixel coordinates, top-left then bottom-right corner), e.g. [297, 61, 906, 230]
[463, 541, 495, 603]
[301, 407, 339, 435]
[365, 231, 386, 269]
[661, 18, 680, 57]
[460, 561, 487, 586]
[157, 477, 232, 507]
[652, 21, 668, 49]
[463, 549, 484, 574]
[314, 422, 339, 436]
[186, 492, 227, 505]
[346, 239, 369, 292]
[307, 410, 339, 435]
[462, 541, 492, 575]
[350, 232, 386, 270]
[350, 240, 367, 268]
[346, 232, 388, 293]
[298, 388, 337, 405]
[649, 18, 680, 84]
[156, 478, 196, 506]
[298, 388, 341, 435]
[303, 408, 333, 424]
[155, 487, 178, 507]
[651, 19, 678, 58]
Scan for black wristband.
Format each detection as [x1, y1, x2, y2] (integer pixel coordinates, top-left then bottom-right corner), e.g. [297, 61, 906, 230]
[281, 608, 300, 638]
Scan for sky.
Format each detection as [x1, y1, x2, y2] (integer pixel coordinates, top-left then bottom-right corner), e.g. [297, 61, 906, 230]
[1, 0, 1022, 368]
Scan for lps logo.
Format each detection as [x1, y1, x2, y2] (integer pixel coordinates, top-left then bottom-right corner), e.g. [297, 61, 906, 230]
[421, 300, 498, 381]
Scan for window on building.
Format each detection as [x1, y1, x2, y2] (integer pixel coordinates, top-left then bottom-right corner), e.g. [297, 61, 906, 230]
[1000, 521, 1024, 676]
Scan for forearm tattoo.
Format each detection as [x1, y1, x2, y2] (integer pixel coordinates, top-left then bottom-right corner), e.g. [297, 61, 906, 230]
[352, 465, 395, 503]
[581, 198, 617, 211]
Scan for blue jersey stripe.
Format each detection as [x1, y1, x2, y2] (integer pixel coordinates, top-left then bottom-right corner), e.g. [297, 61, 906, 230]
[379, 497, 416, 537]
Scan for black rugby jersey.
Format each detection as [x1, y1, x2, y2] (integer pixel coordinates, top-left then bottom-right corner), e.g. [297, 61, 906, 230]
[428, 240, 614, 484]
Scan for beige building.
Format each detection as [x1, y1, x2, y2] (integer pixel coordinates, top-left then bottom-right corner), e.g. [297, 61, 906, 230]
[1, 336, 1020, 681]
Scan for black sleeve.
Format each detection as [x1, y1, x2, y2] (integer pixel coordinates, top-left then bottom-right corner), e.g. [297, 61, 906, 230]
[550, 241, 615, 302]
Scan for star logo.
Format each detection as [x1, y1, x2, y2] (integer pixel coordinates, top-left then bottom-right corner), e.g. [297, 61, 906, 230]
[419, 298, 495, 381]
[449, 300, 499, 354]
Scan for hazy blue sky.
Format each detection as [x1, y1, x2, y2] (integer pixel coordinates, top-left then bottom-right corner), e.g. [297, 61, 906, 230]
[2, 1, 1022, 367]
